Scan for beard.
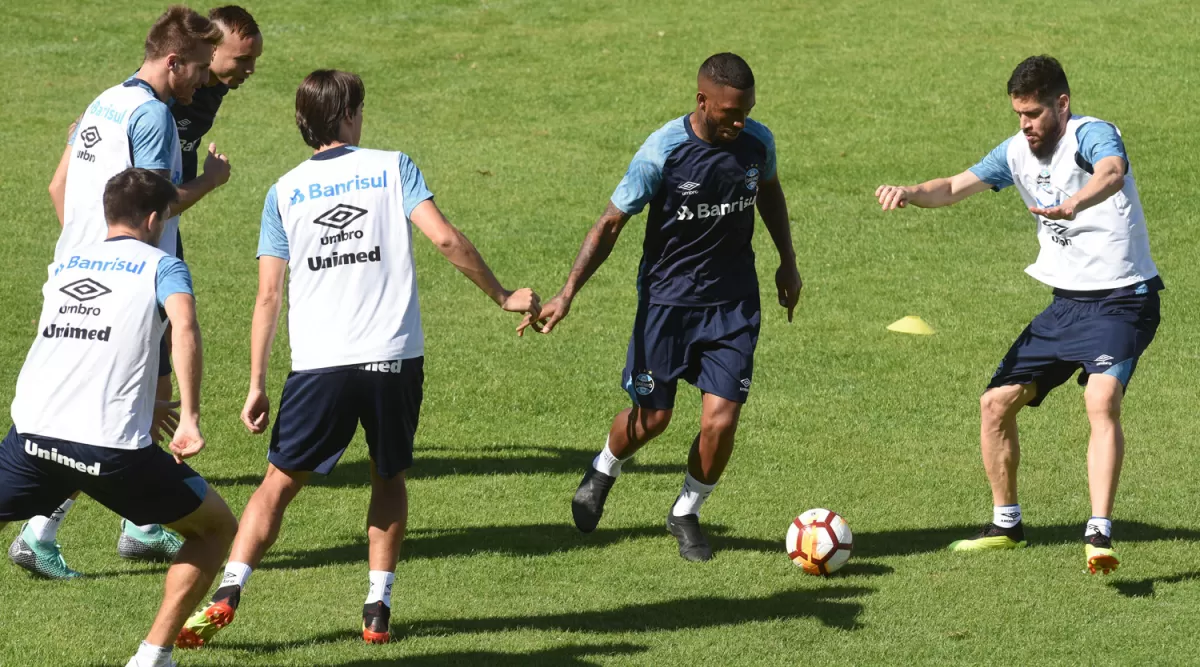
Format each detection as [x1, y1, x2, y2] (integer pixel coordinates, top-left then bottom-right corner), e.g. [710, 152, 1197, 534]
[1028, 117, 1062, 159]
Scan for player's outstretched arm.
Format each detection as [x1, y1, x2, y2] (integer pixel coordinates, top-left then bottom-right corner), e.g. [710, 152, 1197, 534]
[48, 118, 78, 227]
[409, 199, 541, 328]
[876, 170, 992, 210]
[171, 143, 232, 217]
[518, 202, 631, 336]
[243, 256, 286, 434]
[756, 176, 802, 322]
[1029, 155, 1126, 221]
[165, 292, 204, 462]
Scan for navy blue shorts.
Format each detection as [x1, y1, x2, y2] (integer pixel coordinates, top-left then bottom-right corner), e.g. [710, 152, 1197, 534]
[622, 299, 760, 410]
[0, 426, 207, 525]
[987, 278, 1162, 406]
[269, 358, 424, 478]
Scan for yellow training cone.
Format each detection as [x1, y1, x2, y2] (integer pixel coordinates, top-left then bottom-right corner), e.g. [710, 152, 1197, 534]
[887, 316, 935, 335]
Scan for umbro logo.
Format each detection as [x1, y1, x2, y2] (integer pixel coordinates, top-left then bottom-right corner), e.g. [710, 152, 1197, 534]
[79, 126, 102, 149]
[1094, 355, 1114, 366]
[177, 118, 192, 128]
[678, 181, 701, 196]
[60, 278, 111, 302]
[739, 378, 751, 392]
[314, 204, 368, 230]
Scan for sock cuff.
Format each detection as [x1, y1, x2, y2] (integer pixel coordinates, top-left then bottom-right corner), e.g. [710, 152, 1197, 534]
[683, 473, 717, 493]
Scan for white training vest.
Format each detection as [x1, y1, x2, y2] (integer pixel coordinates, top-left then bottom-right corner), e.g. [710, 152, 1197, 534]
[58, 81, 182, 261]
[1005, 115, 1157, 291]
[11, 239, 169, 450]
[274, 148, 423, 371]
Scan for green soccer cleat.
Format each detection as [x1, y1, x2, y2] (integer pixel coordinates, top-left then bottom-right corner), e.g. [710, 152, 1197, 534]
[948, 522, 1028, 551]
[1085, 533, 1119, 575]
[8, 522, 83, 579]
[117, 520, 183, 562]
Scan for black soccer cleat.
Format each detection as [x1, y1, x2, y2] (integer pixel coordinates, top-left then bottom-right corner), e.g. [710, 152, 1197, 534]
[666, 511, 713, 562]
[572, 468, 616, 533]
[362, 601, 391, 644]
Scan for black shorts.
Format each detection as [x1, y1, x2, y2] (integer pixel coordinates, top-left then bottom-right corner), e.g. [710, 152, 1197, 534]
[988, 277, 1162, 406]
[622, 298, 760, 410]
[0, 426, 207, 525]
[268, 358, 424, 479]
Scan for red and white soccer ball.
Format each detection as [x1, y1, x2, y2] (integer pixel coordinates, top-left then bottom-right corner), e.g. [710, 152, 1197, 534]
[786, 508, 853, 576]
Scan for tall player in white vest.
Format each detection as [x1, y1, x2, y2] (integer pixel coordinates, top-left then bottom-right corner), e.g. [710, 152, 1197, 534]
[176, 70, 541, 649]
[0, 169, 238, 667]
[14, 6, 234, 579]
[875, 56, 1162, 575]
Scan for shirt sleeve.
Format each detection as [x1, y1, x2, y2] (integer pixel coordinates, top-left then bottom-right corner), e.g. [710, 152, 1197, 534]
[968, 137, 1014, 190]
[1076, 122, 1129, 171]
[256, 184, 289, 260]
[398, 153, 434, 219]
[127, 102, 176, 173]
[155, 256, 194, 308]
[611, 143, 667, 215]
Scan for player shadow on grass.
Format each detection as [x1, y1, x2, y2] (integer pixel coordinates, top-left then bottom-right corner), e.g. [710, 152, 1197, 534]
[207, 445, 684, 487]
[262, 522, 786, 569]
[210, 587, 874, 659]
[852, 520, 1200, 558]
[194, 642, 648, 666]
[1108, 571, 1200, 598]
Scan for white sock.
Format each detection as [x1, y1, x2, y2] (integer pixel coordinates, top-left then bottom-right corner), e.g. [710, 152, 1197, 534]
[1085, 517, 1112, 538]
[592, 438, 628, 477]
[220, 562, 252, 590]
[135, 523, 160, 534]
[993, 504, 1022, 529]
[671, 474, 717, 518]
[132, 641, 172, 666]
[366, 570, 395, 608]
[28, 499, 74, 543]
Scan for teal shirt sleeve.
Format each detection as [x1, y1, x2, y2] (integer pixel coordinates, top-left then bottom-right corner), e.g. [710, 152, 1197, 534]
[155, 256, 194, 307]
[398, 153, 434, 218]
[742, 120, 777, 180]
[1076, 122, 1129, 172]
[128, 101, 176, 175]
[611, 118, 689, 215]
[968, 138, 1014, 190]
[257, 185, 289, 260]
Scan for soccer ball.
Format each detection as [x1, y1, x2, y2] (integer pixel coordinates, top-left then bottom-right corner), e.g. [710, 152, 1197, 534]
[786, 508, 853, 575]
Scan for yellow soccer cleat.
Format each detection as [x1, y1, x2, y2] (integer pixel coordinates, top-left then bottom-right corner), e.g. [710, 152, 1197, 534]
[948, 523, 1028, 551]
[1085, 534, 1119, 575]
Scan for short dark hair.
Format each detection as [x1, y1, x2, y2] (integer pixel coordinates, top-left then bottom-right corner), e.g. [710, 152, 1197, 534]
[295, 70, 365, 149]
[699, 53, 755, 90]
[103, 169, 179, 227]
[1007, 55, 1070, 106]
[144, 5, 223, 62]
[209, 5, 261, 38]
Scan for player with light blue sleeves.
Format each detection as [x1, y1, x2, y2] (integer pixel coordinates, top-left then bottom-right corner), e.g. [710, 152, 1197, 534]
[875, 56, 1162, 575]
[0, 169, 238, 667]
[178, 70, 539, 649]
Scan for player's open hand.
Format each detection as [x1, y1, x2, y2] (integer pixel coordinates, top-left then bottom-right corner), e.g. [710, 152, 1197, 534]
[875, 184, 910, 211]
[204, 142, 232, 186]
[242, 388, 271, 434]
[776, 263, 803, 323]
[169, 418, 205, 463]
[151, 400, 181, 444]
[1029, 203, 1076, 221]
[519, 293, 571, 336]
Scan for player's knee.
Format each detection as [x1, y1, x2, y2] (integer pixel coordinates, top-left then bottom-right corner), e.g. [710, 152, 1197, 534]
[636, 408, 672, 436]
[1084, 380, 1123, 421]
[700, 410, 738, 440]
[980, 387, 1024, 423]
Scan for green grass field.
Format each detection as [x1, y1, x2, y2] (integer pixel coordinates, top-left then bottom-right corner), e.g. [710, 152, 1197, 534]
[3, 1, 1200, 664]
